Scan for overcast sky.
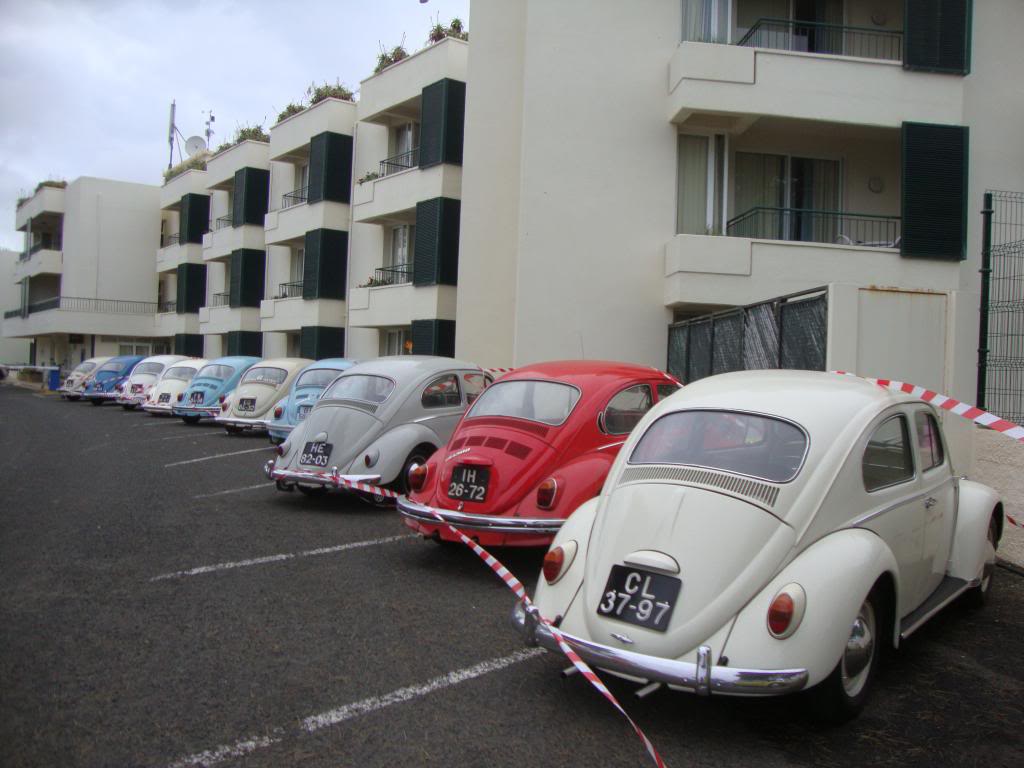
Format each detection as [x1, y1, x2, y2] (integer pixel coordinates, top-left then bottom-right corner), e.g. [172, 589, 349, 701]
[0, 0, 470, 251]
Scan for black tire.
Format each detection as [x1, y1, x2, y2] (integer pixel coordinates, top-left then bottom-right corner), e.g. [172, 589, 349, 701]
[224, 425, 243, 435]
[181, 415, 201, 425]
[965, 515, 999, 608]
[89, 399, 103, 407]
[808, 586, 885, 724]
[121, 404, 136, 411]
[297, 485, 328, 498]
[66, 395, 80, 401]
[397, 445, 434, 495]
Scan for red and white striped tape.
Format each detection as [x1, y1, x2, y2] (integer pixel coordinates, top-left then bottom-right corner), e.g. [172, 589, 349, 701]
[834, 371, 1023, 528]
[484, 367, 515, 379]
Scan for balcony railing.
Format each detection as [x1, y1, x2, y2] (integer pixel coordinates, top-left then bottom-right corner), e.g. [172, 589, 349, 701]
[163, 233, 181, 247]
[726, 207, 902, 248]
[158, 299, 177, 313]
[210, 292, 230, 307]
[4, 308, 23, 319]
[278, 281, 304, 298]
[282, 187, 308, 209]
[215, 215, 233, 230]
[737, 18, 903, 62]
[6, 296, 159, 317]
[379, 147, 419, 178]
[20, 239, 62, 260]
[372, 263, 413, 286]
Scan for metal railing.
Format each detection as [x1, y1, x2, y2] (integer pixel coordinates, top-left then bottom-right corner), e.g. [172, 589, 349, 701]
[158, 299, 177, 313]
[282, 187, 308, 209]
[215, 215, 233, 230]
[726, 207, 902, 247]
[3, 308, 22, 319]
[379, 147, 419, 178]
[737, 18, 903, 62]
[20, 240, 61, 260]
[9, 296, 159, 317]
[163, 233, 181, 247]
[373, 263, 413, 286]
[210, 292, 230, 307]
[278, 281, 304, 298]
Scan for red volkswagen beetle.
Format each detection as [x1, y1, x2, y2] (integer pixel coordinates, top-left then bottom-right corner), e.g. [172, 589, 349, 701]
[397, 361, 680, 547]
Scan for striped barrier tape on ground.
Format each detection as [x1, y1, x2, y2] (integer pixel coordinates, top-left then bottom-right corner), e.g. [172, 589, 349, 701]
[833, 371, 1023, 528]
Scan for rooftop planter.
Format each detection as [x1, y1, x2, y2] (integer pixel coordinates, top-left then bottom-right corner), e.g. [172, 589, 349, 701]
[16, 179, 66, 209]
[274, 81, 356, 126]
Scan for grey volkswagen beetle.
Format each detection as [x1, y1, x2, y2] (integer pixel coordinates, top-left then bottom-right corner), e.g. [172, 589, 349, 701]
[265, 356, 490, 498]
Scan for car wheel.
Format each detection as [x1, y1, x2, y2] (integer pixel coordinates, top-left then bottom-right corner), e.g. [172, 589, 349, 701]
[397, 445, 434, 495]
[89, 399, 103, 407]
[966, 515, 999, 608]
[121, 404, 135, 411]
[182, 415, 201, 425]
[809, 589, 882, 723]
[224, 425, 243, 435]
[297, 485, 327, 498]
[67, 395, 80, 401]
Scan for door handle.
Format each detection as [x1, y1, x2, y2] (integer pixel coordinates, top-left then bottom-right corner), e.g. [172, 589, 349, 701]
[924, 497, 937, 509]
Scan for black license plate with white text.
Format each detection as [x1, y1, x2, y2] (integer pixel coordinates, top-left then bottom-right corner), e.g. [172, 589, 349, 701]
[238, 397, 256, 412]
[300, 442, 333, 467]
[597, 565, 681, 632]
[447, 465, 490, 502]
[158, 393, 171, 403]
[189, 391, 203, 404]
[297, 404, 311, 421]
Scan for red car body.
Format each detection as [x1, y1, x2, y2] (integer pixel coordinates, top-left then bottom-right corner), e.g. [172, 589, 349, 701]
[397, 361, 680, 547]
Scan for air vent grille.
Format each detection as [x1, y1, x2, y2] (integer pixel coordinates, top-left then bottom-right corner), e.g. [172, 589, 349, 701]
[336, 398, 378, 414]
[485, 437, 508, 450]
[619, 465, 779, 507]
[506, 441, 531, 460]
[466, 435, 485, 447]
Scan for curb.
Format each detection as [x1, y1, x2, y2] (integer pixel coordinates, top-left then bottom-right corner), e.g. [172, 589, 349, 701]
[996, 557, 1024, 578]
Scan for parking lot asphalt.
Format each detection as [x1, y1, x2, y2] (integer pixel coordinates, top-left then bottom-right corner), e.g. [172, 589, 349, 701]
[1, 383, 1022, 768]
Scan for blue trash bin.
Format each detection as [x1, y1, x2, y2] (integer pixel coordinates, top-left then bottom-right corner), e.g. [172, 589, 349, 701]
[47, 368, 61, 390]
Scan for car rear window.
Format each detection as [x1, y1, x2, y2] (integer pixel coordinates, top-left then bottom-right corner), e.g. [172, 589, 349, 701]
[73, 362, 97, 375]
[163, 366, 197, 382]
[323, 374, 396, 404]
[241, 367, 288, 387]
[296, 368, 344, 390]
[195, 364, 233, 381]
[467, 380, 581, 426]
[629, 409, 808, 483]
[134, 362, 165, 376]
[97, 361, 124, 373]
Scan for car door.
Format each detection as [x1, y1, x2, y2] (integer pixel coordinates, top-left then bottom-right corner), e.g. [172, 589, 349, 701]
[417, 372, 465, 443]
[913, 407, 957, 599]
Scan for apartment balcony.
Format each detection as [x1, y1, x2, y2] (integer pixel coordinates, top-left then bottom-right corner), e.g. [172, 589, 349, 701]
[13, 247, 62, 281]
[157, 238, 204, 274]
[205, 140, 270, 189]
[348, 280, 455, 329]
[199, 302, 260, 335]
[2, 296, 158, 338]
[358, 37, 468, 125]
[259, 287, 345, 333]
[352, 162, 461, 225]
[269, 97, 356, 163]
[155, 308, 201, 337]
[202, 220, 266, 261]
[160, 168, 208, 209]
[15, 185, 65, 231]
[263, 188, 349, 246]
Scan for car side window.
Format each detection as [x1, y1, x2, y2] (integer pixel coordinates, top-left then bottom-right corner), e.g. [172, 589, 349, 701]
[656, 383, 681, 401]
[421, 374, 462, 409]
[914, 411, 945, 471]
[463, 373, 487, 405]
[863, 415, 915, 492]
[603, 384, 654, 435]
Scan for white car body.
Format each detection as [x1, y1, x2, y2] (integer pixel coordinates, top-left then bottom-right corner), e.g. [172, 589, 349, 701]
[116, 355, 190, 408]
[142, 359, 209, 415]
[515, 370, 1003, 719]
[215, 358, 311, 433]
[59, 357, 111, 400]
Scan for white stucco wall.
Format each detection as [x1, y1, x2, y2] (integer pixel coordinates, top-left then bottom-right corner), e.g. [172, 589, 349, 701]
[0, 249, 31, 363]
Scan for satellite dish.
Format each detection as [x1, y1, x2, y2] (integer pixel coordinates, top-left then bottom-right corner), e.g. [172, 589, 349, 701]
[185, 135, 206, 156]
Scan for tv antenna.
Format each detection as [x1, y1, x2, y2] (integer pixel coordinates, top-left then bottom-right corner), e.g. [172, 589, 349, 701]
[203, 110, 215, 146]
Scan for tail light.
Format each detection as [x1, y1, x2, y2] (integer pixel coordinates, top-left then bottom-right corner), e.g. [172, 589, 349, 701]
[767, 583, 806, 639]
[536, 477, 558, 509]
[542, 541, 577, 585]
[221, 402, 229, 412]
[176, 393, 184, 402]
[273, 405, 283, 419]
[407, 463, 428, 493]
[275, 443, 286, 456]
[219, 395, 226, 404]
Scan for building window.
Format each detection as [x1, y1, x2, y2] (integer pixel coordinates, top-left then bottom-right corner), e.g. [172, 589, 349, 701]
[382, 328, 412, 356]
[286, 332, 301, 357]
[290, 247, 305, 284]
[296, 163, 309, 191]
[682, 0, 730, 43]
[677, 133, 726, 235]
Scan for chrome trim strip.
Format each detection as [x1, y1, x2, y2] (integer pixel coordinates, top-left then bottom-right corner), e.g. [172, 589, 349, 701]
[397, 497, 564, 534]
[511, 601, 807, 696]
[848, 475, 957, 529]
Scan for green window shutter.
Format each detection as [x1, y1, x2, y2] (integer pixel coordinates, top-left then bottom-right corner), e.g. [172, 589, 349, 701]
[411, 319, 456, 357]
[419, 79, 466, 168]
[299, 326, 345, 359]
[900, 122, 968, 260]
[308, 132, 353, 205]
[231, 167, 270, 227]
[175, 263, 207, 314]
[173, 333, 204, 357]
[226, 331, 262, 357]
[904, 0, 972, 74]
[178, 194, 210, 244]
[302, 229, 348, 299]
[413, 197, 460, 286]
[228, 249, 266, 307]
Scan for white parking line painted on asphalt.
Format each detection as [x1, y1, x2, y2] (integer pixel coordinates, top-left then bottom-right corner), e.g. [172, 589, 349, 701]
[165, 648, 545, 768]
[164, 446, 271, 467]
[159, 431, 223, 441]
[149, 534, 411, 581]
[192, 482, 273, 498]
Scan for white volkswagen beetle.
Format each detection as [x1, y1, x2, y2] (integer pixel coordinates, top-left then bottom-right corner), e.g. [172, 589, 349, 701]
[142, 359, 208, 415]
[115, 354, 189, 409]
[59, 357, 110, 400]
[216, 357, 311, 434]
[514, 370, 1003, 722]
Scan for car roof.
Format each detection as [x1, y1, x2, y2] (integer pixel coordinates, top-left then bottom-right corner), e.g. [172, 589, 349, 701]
[247, 357, 312, 370]
[205, 356, 261, 368]
[107, 355, 144, 364]
[302, 357, 357, 371]
[135, 355, 187, 366]
[167, 358, 207, 369]
[504, 360, 673, 385]
[341, 355, 481, 379]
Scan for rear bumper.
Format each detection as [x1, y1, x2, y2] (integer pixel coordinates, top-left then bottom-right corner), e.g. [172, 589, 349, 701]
[511, 601, 808, 697]
[116, 394, 147, 406]
[396, 497, 564, 534]
[172, 405, 221, 419]
[142, 402, 174, 414]
[86, 391, 119, 400]
[263, 460, 382, 491]
[216, 414, 268, 431]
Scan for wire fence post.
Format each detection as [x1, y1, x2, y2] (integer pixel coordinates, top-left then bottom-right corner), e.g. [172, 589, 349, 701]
[978, 191, 994, 409]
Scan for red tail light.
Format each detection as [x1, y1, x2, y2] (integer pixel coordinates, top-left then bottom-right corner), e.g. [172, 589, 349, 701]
[408, 463, 428, 493]
[221, 402, 228, 412]
[542, 547, 565, 584]
[273, 405, 283, 419]
[767, 584, 805, 638]
[176, 393, 184, 402]
[219, 395, 226, 404]
[276, 444, 286, 456]
[536, 478, 558, 509]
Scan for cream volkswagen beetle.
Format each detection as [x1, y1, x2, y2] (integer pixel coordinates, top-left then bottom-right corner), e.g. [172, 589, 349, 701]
[216, 357, 312, 434]
[142, 358, 208, 415]
[514, 370, 1003, 721]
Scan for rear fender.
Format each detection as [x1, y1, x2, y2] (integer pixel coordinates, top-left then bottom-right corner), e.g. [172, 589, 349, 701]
[533, 497, 600, 624]
[722, 529, 899, 688]
[360, 423, 441, 484]
[514, 451, 614, 520]
[948, 479, 1002, 582]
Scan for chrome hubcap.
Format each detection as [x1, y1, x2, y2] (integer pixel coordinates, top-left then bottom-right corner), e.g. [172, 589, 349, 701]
[841, 600, 876, 698]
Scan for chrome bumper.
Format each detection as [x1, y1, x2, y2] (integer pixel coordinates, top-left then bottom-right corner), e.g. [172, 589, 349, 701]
[266, 421, 295, 434]
[116, 395, 147, 406]
[397, 497, 564, 534]
[141, 402, 173, 413]
[216, 414, 268, 431]
[263, 459, 381, 489]
[172, 405, 221, 419]
[511, 601, 808, 697]
[87, 391, 119, 400]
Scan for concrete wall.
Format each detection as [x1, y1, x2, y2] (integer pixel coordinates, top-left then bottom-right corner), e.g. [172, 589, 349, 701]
[0, 249, 31, 364]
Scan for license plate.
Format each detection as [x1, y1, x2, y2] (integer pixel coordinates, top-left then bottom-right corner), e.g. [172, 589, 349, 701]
[131, 383, 144, 394]
[300, 441, 333, 467]
[238, 397, 256, 412]
[158, 393, 171, 403]
[597, 565, 681, 632]
[297, 404, 311, 421]
[189, 391, 203, 404]
[447, 465, 490, 502]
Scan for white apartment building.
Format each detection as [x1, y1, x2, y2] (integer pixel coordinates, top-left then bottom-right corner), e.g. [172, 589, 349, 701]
[0, 249, 30, 364]
[2, 177, 163, 368]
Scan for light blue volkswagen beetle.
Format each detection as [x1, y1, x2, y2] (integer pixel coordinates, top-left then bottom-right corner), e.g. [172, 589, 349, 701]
[172, 356, 260, 424]
[265, 358, 357, 444]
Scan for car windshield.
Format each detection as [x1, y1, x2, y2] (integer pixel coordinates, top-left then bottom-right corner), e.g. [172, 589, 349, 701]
[629, 409, 808, 483]
[72, 362, 97, 375]
[296, 368, 344, 390]
[467, 380, 581, 426]
[163, 366, 197, 382]
[134, 362, 165, 376]
[323, 374, 396, 403]
[97, 361, 124, 373]
[241, 366, 288, 387]
[195, 364, 233, 381]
